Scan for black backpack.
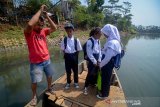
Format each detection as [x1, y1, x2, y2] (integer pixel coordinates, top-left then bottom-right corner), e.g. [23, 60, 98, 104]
[83, 38, 99, 60]
[64, 36, 77, 51]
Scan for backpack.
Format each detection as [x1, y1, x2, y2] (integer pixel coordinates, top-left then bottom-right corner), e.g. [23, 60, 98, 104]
[114, 43, 125, 70]
[83, 38, 99, 60]
[64, 36, 77, 51]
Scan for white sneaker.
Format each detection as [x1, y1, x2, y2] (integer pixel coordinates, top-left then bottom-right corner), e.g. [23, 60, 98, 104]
[83, 87, 88, 95]
[64, 83, 70, 90]
[74, 83, 80, 89]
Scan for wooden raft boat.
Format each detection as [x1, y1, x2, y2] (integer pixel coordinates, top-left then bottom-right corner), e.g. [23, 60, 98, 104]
[25, 61, 127, 107]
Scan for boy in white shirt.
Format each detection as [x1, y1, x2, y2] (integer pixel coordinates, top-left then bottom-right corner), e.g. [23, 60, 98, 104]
[61, 23, 82, 89]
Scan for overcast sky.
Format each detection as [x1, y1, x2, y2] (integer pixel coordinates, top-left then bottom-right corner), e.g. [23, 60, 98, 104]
[80, 0, 160, 26]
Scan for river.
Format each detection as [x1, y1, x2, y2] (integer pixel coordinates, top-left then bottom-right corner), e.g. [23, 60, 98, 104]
[0, 33, 160, 107]
[118, 33, 160, 107]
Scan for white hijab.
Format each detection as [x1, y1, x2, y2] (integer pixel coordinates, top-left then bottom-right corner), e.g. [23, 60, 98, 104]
[101, 24, 121, 53]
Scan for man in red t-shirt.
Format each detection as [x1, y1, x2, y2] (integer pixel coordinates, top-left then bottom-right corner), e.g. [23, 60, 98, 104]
[24, 5, 57, 106]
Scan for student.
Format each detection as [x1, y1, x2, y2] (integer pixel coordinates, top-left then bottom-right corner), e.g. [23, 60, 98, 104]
[24, 5, 57, 106]
[97, 24, 121, 99]
[83, 27, 102, 95]
[60, 23, 82, 89]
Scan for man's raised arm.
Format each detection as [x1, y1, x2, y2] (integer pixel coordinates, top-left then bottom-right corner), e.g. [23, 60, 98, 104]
[24, 5, 46, 33]
[43, 11, 57, 33]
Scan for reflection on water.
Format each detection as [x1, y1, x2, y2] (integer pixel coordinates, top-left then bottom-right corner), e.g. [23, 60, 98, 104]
[0, 46, 74, 107]
[118, 33, 160, 107]
[135, 33, 160, 40]
[0, 45, 84, 107]
[0, 33, 160, 107]
[0, 50, 28, 71]
[0, 64, 30, 107]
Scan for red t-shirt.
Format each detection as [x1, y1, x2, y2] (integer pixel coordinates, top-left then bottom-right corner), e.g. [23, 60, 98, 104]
[24, 28, 50, 63]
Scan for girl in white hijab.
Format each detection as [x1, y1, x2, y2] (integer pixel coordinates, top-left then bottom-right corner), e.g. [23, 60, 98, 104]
[97, 24, 121, 99]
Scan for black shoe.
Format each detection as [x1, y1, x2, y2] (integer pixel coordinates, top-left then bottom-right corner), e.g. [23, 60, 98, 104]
[96, 94, 108, 100]
[64, 83, 70, 90]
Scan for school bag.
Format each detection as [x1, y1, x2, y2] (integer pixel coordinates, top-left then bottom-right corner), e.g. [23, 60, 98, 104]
[101, 42, 125, 70]
[64, 36, 77, 51]
[114, 43, 125, 70]
[83, 38, 99, 60]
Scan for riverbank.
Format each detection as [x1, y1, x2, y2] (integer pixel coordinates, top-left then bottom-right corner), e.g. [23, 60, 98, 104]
[0, 24, 91, 53]
[0, 24, 132, 53]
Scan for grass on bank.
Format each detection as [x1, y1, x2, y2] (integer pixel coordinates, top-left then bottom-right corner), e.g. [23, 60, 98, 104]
[0, 24, 90, 48]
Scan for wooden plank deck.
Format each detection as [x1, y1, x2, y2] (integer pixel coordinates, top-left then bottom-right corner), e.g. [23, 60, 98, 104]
[25, 61, 127, 107]
[44, 70, 127, 107]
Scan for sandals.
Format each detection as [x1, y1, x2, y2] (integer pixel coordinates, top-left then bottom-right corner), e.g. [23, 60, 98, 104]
[46, 87, 55, 94]
[30, 96, 37, 106]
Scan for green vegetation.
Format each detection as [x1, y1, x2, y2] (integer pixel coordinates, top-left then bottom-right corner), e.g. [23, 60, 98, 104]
[2, 0, 135, 31]
[0, 23, 89, 48]
[49, 29, 61, 38]
[0, 24, 24, 48]
[135, 25, 160, 33]
[0, 24, 61, 48]
[0, 0, 138, 49]
[0, 24, 23, 39]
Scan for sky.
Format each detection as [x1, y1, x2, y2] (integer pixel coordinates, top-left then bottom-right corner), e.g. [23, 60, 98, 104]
[80, 0, 160, 26]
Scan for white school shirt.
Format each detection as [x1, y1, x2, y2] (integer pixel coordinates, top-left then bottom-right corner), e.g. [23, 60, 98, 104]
[100, 40, 120, 68]
[61, 36, 82, 53]
[86, 37, 102, 65]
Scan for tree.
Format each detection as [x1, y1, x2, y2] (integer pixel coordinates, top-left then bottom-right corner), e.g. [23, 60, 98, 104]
[103, 0, 134, 32]
[73, 6, 90, 29]
[71, 0, 104, 29]
[86, 0, 104, 13]
[122, 1, 132, 16]
[121, 2, 133, 31]
[68, 0, 81, 9]
[26, 0, 53, 14]
[108, 0, 119, 13]
[13, 0, 26, 7]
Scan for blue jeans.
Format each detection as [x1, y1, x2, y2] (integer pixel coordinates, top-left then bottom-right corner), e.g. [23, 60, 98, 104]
[30, 59, 54, 83]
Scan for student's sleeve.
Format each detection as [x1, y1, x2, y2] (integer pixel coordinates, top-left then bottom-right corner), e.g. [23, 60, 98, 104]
[98, 42, 102, 62]
[77, 38, 82, 51]
[100, 47, 117, 68]
[87, 40, 97, 65]
[60, 39, 65, 51]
